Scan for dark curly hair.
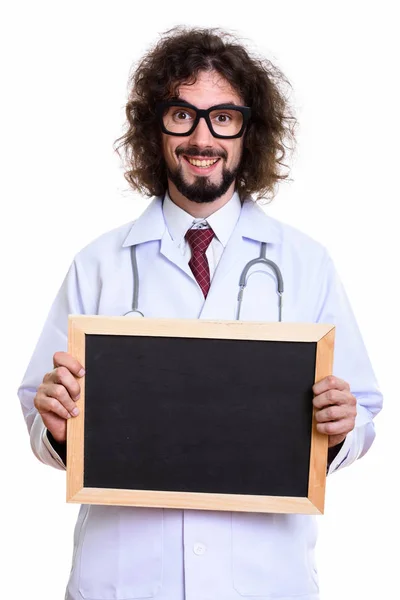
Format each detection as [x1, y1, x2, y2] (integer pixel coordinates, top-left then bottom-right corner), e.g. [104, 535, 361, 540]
[115, 26, 296, 201]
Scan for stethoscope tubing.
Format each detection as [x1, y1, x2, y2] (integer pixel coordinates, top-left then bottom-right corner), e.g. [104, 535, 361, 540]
[236, 242, 283, 321]
[125, 241, 284, 321]
[123, 245, 144, 317]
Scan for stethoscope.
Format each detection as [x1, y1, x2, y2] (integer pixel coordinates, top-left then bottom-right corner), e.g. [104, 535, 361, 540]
[124, 242, 284, 321]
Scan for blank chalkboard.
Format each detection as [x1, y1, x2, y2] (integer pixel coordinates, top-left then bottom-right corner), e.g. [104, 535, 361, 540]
[67, 317, 335, 514]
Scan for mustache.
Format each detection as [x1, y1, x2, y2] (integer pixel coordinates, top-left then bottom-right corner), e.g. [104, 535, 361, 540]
[175, 146, 227, 160]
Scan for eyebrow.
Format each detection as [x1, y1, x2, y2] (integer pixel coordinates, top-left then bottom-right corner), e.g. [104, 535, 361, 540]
[168, 97, 243, 107]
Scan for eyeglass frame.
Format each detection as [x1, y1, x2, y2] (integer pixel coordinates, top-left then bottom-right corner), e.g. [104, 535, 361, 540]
[156, 100, 251, 140]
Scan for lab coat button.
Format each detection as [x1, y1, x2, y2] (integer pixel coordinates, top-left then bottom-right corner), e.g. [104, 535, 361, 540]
[193, 542, 206, 555]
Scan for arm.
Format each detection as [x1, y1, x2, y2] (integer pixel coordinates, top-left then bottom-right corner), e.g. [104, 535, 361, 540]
[312, 254, 382, 475]
[18, 258, 93, 470]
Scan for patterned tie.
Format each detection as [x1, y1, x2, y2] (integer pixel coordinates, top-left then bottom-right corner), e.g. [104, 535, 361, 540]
[185, 228, 215, 298]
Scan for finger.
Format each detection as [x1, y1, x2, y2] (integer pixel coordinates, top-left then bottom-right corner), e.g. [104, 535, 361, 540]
[43, 365, 81, 400]
[36, 383, 80, 417]
[314, 404, 356, 423]
[316, 418, 355, 437]
[313, 375, 350, 396]
[313, 389, 356, 409]
[53, 351, 85, 377]
[35, 393, 72, 420]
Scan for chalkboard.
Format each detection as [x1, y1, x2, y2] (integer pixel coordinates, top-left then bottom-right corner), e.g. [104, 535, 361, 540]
[67, 317, 335, 514]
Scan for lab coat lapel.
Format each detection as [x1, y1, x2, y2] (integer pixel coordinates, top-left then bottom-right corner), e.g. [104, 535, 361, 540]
[122, 197, 166, 247]
[123, 196, 193, 279]
[159, 232, 193, 279]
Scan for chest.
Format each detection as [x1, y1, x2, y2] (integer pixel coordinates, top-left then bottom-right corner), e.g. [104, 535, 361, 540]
[93, 237, 319, 324]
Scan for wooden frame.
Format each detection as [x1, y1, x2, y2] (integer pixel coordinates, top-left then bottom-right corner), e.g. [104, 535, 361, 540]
[67, 316, 335, 515]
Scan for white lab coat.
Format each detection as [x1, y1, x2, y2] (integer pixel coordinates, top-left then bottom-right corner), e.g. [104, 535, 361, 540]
[19, 197, 382, 600]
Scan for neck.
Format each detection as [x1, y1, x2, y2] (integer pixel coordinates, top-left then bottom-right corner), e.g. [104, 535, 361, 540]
[167, 180, 236, 218]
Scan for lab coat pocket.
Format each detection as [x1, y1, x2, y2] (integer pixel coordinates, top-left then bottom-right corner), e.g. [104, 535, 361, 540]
[231, 512, 318, 597]
[76, 506, 163, 600]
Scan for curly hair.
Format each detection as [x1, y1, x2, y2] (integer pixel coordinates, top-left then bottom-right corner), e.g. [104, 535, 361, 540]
[115, 26, 296, 202]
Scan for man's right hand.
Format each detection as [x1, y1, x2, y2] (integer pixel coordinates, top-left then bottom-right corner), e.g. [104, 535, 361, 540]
[34, 352, 85, 444]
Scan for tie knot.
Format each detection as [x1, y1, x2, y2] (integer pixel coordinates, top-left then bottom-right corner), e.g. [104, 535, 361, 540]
[185, 227, 215, 254]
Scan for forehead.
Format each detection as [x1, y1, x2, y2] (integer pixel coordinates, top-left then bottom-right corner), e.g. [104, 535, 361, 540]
[176, 70, 244, 108]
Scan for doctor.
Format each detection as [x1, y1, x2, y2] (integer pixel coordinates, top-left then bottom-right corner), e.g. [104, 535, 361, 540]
[19, 27, 382, 600]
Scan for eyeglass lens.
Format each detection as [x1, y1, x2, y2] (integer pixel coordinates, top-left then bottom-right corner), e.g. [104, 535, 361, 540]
[162, 105, 244, 136]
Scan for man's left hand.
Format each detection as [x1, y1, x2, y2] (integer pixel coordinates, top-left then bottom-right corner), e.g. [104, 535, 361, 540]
[312, 376, 357, 448]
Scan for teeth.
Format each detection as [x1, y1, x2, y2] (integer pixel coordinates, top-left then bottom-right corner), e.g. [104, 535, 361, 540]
[187, 158, 218, 167]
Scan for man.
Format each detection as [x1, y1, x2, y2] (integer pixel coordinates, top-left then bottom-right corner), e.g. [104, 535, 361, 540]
[19, 27, 382, 600]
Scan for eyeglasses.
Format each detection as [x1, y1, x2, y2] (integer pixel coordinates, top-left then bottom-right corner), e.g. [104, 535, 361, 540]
[156, 101, 251, 139]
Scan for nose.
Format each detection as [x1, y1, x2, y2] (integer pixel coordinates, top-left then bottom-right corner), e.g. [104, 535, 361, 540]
[188, 116, 214, 148]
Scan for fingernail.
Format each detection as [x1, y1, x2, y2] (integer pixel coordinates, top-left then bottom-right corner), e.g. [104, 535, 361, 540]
[71, 407, 80, 417]
[74, 393, 80, 400]
[78, 368, 85, 377]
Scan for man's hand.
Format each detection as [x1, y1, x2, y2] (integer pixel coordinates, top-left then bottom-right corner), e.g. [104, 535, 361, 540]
[312, 376, 357, 448]
[34, 352, 85, 444]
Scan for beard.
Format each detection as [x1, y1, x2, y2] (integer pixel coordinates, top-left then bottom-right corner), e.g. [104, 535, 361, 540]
[166, 160, 239, 204]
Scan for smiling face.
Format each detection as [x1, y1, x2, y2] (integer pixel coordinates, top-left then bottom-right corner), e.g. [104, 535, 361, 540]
[161, 70, 245, 215]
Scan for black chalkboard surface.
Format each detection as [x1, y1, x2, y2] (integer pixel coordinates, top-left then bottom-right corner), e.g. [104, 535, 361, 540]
[67, 317, 335, 514]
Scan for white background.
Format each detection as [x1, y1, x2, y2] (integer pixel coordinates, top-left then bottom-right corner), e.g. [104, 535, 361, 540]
[1, 1, 398, 598]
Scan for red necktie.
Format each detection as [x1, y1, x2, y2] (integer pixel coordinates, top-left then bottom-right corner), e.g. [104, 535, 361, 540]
[185, 228, 215, 298]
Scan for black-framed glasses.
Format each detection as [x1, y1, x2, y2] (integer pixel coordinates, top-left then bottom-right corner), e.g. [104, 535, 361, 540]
[156, 101, 251, 139]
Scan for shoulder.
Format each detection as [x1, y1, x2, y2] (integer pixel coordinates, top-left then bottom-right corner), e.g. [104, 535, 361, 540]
[243, 200, 329, 263]
[275, 216, 327, 259]
[74, 197, 165, 267]
[74, 221, 136, 267]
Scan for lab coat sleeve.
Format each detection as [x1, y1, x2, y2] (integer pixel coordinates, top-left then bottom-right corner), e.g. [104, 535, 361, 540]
[313, 253, 382, 475]
[18, 257, 95, 470]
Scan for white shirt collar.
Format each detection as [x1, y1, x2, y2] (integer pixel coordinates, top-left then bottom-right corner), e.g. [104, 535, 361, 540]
[163, 190, 242, 248]
[122, 195, 283, 248]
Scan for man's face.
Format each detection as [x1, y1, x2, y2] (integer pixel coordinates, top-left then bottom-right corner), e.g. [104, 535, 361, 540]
[161, 70, 245, 204]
